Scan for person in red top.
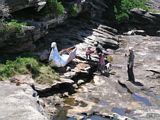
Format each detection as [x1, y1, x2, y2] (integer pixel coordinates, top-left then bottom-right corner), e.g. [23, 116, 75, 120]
[86, 47, 94, 60]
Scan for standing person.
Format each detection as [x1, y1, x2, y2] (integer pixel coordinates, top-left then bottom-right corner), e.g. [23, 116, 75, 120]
[85, 47, 94, 60]
[94, 42, 105, 55]
[127, 47, 135, 83]
[99, 53, 106, 74]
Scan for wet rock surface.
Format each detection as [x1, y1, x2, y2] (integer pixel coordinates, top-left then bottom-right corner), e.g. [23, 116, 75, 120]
[61, 35, 160, 120]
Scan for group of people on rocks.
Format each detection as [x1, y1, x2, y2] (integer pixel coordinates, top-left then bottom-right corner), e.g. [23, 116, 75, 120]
[85, 41, 112, 74]
[48, 40, 135, 83]
[85, 42, 135, 83]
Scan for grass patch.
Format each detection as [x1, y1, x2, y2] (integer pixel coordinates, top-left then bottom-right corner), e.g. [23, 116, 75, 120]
[0, 57, 60, 85]
[35, 65, 60, 84]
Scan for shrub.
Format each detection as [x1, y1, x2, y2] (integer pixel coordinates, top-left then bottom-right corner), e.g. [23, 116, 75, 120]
[70, 4, 79, 16]
[114, 0, 148, 23]
[48, 0, 65, 15]
[0, 20, 27, 33]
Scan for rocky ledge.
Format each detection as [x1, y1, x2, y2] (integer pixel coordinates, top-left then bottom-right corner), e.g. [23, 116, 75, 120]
[0, 75, 48, 120]
[127, 8, 160, 36]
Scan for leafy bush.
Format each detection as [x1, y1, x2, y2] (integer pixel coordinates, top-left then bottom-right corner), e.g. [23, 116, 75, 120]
[0, 57, 60, 84]
[0, 20, 27, 33]
[114, 0, 148, 23]
[49, 0, 65, 15]
[70, 4, 79, 16]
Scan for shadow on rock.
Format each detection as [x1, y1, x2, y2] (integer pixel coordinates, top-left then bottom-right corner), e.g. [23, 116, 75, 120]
[34, 83, 75, 98]
[132, 81, 144, 87]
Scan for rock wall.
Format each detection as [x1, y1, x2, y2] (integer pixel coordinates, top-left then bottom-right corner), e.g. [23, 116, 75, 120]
[82, 0, 116, 23]
[129, 8, 160, 35]
[0, 0, 83, 54]
[0, 0, 48, 53]
[118, 0, 160, 36]
[0, 25, 47, 53]
[0, 0, 46, 16]
[0, 0, 117, 54]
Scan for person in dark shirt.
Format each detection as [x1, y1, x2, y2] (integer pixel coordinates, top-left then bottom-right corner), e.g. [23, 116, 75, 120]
[94, 42, 105, 54]
[127, 47, 135, 83]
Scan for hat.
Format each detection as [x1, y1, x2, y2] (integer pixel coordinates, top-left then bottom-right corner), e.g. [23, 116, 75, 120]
[94, 42, 98, 46]
[129, 47, 133, 50]
[51, 42, 56, 48]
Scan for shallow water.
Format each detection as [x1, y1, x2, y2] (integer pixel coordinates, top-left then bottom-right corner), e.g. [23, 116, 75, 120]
[67, 114, 111, 120]
[132, 93, 151, 106]
[112, 107, 126, 116]
[155, 96, 160, 100]
[88, 115, 110, 120]
[64, 97, 87, 107]
[67, 117, 76, 120]
[81, 115, 110, 120]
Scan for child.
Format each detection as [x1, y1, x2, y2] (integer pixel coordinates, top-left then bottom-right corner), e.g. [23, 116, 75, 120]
[86, 47, 94, 60]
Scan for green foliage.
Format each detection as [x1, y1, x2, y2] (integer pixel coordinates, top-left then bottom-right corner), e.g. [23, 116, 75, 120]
[0, 57, 60, 84]
[0, 20, 27, 33]
[70, 4, 79, 16]
[114, 0, 148, 23]
[0, 58, 37, 78]
[48, 0, 65, 15]
[0, 57, 38, 79]
[40, 0, 80, 18]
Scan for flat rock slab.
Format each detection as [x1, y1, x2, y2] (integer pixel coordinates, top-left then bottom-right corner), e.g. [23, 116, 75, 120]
[0, 81, 48, 120]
